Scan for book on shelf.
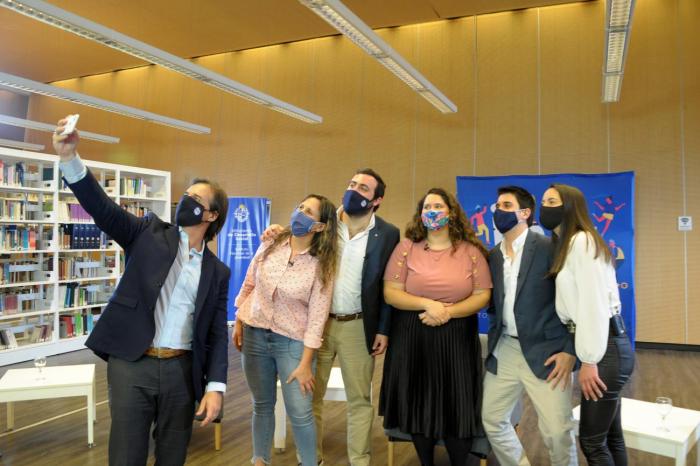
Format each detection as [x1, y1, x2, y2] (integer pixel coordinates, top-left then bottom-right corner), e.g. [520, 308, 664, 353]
[58, 255, 113, 280]
[120, 177, 151, 197]
[0, 258, 51, 285]
[0, 160, 53, 190]
[0, 160, 24, 186]
[105, 179, 117, 195]
[58, 282, 113, 308]
[0, 225, 49, 250]
[0, 193, 52, 222]
[28, 323, 53, 344]
[0, 322, 53, 349]
[0, 293, 19, 314]
[0, 288, 48, 315]
[58, 201, 92, 222]
[59, 309, 100, 338]
[0, 328, 19, 349]
[59, 224, 110, 249]
[120, 203, 152, 218]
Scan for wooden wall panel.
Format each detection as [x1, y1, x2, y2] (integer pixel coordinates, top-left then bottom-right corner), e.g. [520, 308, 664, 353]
[681, 0, 700, 344]
[609, 0, 685, 343]
[303, 36, 368, 215]
[254, 41, 321, 225]
[539, 2, 608, 173]
[24, 0, 700, 344]
[355, 25, 420, 230]
[413, 18, 476, 200]
[475, 9, 539, 176]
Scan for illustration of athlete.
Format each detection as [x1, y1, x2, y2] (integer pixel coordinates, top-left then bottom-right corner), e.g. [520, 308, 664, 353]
[593, 195, 626, 236]
[470, 204, 490, 245]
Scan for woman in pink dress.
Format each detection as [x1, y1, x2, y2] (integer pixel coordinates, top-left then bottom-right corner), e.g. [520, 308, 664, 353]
[380, 188, 492, 466]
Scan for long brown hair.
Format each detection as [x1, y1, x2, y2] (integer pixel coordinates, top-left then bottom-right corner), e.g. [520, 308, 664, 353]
[548, 183, 612, 276]
[262, 194, 338, 289]
[405, 188, 488, 258]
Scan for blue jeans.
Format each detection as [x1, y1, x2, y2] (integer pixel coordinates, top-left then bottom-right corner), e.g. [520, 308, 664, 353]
[242, 325, 317, 465]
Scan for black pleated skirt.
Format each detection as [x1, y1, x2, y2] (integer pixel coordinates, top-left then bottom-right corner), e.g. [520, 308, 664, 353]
[379, 311, 483, 439]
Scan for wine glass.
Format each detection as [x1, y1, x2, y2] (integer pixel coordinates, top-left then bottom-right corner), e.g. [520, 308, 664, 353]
[655, 396, 673, 432]
[34, 356, 47, 380]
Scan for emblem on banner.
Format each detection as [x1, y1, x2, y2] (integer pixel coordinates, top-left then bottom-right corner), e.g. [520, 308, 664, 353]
[234, 204, 250, 223]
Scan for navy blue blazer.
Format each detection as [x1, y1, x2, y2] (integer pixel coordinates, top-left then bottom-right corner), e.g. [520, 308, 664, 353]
[359, 216, 400, 353]
[69, 169, 230, 401]
[485, 230, 576, 380]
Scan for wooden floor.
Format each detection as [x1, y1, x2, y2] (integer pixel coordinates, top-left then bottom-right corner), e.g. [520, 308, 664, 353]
[0, 341, 699, 466]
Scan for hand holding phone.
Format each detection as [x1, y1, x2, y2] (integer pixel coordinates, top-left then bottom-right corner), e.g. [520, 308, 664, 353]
[61, 114, 80, 136]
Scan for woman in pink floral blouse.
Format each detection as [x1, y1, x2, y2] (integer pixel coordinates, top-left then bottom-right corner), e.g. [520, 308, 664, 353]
[233, 194, 338, 466]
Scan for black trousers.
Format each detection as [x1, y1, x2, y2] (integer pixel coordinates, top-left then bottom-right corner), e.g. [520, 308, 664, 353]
[107, 354, 195, 466]
[579, 332, 635, 466]
[411, 434, 473, 466]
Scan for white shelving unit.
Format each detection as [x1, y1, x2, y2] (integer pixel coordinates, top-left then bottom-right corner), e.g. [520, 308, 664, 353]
[0, 147, 170, 366]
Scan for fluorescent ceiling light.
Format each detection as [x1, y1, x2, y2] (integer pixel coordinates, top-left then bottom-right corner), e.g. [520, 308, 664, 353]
[1, 0, 322, 124]
[0, 83, 31, 96]
[0, 114, 120, 143]
[609, 0, 634, 27]
[602, 0, 635, 103]
[0, 71, 210, 134]
[0, 137, 45, 151]
[605, 31, 626, 73]
[602, 74, 622, 103]
[299, 0, 457, 114]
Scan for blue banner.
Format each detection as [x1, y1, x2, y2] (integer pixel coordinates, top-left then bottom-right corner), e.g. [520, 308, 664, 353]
[456, 172, 636, 344]
[217, 197, 270, 322]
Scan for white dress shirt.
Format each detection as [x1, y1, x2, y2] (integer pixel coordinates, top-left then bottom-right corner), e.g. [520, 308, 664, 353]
[331, 210, 375, 314]
[500, 228, 529, 337]
[555, 231, 621, 364]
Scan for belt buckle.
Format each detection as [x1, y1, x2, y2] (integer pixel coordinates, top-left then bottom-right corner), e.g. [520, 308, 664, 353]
[156, 347, 165, 358]
[566, 320, 576, 334]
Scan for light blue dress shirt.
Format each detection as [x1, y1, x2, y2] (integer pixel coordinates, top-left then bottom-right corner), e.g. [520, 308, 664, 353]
[60, 154, 225, 393]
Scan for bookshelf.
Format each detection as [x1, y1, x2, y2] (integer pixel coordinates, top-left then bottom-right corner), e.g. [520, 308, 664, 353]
[0, 147, 171, 366]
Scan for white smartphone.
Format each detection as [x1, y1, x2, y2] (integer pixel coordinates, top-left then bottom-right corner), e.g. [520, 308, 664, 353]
[61, 114, 80, 136]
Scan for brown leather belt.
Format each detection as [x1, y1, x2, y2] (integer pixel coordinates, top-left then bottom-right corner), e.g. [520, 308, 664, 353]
[328, 312, 363, 322]
[144, 347, 190, 359]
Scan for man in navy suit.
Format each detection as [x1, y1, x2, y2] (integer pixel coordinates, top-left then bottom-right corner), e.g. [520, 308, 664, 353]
[482, 186, 577, 466]
[53, 117, 230, 466]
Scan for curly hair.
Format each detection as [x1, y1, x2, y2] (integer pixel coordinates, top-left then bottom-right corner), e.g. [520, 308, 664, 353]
[405, 187, 488, 257]
[261, 194, 338, 289]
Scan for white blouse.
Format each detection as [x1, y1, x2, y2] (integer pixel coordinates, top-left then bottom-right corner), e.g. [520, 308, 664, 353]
[555, 231, 621, 364]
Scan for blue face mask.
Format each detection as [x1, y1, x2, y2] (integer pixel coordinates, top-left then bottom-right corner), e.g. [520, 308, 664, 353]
[493, 209, 523, 234]
[290, 209, 319, 237]
[343, 189, 373, 216]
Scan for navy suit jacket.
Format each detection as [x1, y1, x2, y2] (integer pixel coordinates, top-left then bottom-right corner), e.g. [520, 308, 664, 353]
[485, 230, 575, 380]
[69, 169, 230, 401]
[359, 216, 400, 353]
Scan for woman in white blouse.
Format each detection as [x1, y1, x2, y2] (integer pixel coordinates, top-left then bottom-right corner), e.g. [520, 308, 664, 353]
[539, 184, 634, 466]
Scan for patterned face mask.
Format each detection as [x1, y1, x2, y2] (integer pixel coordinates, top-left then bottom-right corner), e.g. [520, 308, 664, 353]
[421, 210, 450, 231]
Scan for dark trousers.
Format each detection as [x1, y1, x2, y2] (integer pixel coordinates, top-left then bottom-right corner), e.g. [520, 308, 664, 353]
[411, 434, 472, 466]
[579, 333, 635, 466]
[107, 354, 195, 466]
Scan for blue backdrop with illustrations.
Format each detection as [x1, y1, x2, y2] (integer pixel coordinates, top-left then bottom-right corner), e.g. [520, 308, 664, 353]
[456, 172, 636, 344]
